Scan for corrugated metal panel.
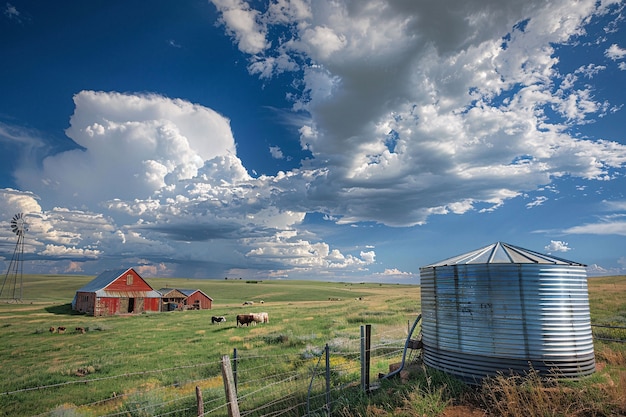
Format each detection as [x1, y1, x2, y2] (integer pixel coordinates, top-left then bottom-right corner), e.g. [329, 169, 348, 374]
[94, 289, 162, 298]
[420, 245, 595, 383]
[76, 268, 133, 292]
[424, 242, 586, 267]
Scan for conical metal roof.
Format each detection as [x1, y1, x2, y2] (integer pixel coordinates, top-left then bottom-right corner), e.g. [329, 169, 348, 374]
[424, 241, 586, 267]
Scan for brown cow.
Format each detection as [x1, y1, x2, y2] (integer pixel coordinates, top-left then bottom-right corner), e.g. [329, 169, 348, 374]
[57, 326, 66, 334]
[236, 314, 256, 327]
[75, 327, 86, 334]
[49, 326, 56, 333]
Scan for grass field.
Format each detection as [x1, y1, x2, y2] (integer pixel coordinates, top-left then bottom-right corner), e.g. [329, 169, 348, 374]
[0, 275, 625, 416]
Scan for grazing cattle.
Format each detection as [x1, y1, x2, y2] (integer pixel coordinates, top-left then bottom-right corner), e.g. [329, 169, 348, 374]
[57, 326, 66, 334]
[236, 314, 256, 327]
[258, 312, 269, 323]
[49, 326, 56, 333]
[250, 312, 269, 324]
[75, 327, 86, 334]
[211, 316, 226, 324]
[243, 301, 254, 306]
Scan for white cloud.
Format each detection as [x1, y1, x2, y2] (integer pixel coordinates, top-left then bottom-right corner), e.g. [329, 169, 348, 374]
[544, 240, 571, 253]
[526, 196, 548, 208]
[4, 3, 20, 20]
[211, 0, 269, 54]
[269, 145, 284, 159]
[40, 244, 100, 259]
[302, 25, 346, 60]
[561, 199, 626, 237]
[564, 221, 626, 236]
[605, 43, 626, 60]
[15, 91, 237, 209]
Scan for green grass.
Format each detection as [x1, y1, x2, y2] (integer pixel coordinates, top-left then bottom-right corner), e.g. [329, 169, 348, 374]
[1, 275, 625, 416]
[0, 276, 420, 416]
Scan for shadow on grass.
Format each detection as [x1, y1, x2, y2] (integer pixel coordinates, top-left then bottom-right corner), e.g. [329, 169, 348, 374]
[45, 303, 81, 315]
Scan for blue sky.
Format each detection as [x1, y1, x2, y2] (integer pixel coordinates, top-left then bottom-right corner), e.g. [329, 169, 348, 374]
[1, 0, 625, 283]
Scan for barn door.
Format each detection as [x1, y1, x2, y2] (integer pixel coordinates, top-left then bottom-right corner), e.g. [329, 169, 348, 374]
[128, 297, 135, 313]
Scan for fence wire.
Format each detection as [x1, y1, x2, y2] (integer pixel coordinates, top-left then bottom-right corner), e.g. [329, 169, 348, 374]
[12, 321, 623, 417]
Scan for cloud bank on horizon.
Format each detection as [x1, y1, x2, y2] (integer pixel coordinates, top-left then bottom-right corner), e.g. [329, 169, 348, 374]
[1, 0, 626, 281]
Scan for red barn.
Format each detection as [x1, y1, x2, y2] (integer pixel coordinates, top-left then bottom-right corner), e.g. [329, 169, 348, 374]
[179, 289, 213, 310]
[72, 268, 161, 316]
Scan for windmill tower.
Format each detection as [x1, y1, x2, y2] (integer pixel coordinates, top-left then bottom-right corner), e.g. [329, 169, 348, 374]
[1, 213, 28, 302]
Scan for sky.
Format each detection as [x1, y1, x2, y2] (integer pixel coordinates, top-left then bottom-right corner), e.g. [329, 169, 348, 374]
[1, 0, 626, 283]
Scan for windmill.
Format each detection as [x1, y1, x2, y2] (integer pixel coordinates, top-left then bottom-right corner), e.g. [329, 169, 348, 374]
[1, 213, 28, 302]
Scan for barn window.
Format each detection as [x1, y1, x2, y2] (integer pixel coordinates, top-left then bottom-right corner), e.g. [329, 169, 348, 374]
[126, 274, 133, 285]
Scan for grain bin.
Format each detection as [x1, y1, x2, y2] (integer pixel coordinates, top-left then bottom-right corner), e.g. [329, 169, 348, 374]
[420, 242, 595, 383]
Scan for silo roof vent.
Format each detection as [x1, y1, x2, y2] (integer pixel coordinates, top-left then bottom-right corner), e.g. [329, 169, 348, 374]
[425, 241, 586, 267]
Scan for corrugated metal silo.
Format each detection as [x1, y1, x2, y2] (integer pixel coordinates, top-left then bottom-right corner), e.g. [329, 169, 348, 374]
[420, 242, 595, 383]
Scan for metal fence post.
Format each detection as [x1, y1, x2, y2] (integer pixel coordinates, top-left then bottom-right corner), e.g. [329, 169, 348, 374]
[233, 347, 238, 394]
[365, 324, 371, 393]
[325, 343, 331, 417]
[360, 325, 365, 392]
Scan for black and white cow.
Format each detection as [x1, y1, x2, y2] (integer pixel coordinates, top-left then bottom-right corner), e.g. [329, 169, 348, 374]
[211, 316, 226, 324]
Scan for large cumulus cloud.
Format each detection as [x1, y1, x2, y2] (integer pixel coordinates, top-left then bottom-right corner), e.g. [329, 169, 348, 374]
[1, 91, 377, 278]
[212, 0, 626, 226]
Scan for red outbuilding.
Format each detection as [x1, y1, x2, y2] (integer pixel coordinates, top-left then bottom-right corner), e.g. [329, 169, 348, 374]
[179, 289, 213, 310]
[72, 268, 161, 316]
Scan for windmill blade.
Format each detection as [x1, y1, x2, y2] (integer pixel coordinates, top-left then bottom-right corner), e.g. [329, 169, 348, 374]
[9, 213, 26, 236]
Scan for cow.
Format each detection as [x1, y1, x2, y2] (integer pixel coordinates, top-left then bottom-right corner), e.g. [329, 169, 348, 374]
[57, 326, 66, 334]
[250, 312, 269, 324]
[49, 326, 56, 333]
[236, 314, 256, 327]
[243, 301, 254, 306]
[75, 327, 86, 334]
[211, 316, 226, 324]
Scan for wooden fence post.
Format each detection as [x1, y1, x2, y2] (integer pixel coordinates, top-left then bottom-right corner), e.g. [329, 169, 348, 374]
[221, 355, 241, 417]
[196, 386, 204, 416]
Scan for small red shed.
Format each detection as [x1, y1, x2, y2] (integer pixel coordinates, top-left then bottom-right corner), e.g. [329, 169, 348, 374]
[179, 289, 213, 310]
[72, 268, 161, 316]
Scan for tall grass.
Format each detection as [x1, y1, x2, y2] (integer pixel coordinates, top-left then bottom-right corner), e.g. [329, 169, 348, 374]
[474, 367, 626, 417]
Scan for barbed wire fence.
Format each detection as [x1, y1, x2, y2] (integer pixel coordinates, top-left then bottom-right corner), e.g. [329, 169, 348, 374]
[10, 323, 409, 417]
[8, 322, 625, 417]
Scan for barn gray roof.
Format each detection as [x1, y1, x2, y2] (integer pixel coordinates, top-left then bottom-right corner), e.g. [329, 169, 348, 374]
[75, 267, 161, 298]
[178, 288, 213, 300]
[423, 241, 586, 268]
